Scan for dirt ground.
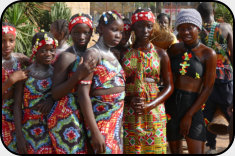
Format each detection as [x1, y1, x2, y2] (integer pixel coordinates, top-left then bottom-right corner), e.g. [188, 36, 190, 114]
[166, 134, 231, 154]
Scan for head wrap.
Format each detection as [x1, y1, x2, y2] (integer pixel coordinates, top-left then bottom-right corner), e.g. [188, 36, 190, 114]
[175, 9, 202, 30]
[30, 33, 58, 62]
[69, 15, 93, 33]
[131, 11, 155, 25]
[124, 24, 131, 31]
[2, 26, 16, 37]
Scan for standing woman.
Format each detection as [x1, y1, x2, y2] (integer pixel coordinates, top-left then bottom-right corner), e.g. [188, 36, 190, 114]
[48, 13, 95, 154]
[2, 22, 30, 153]
[14, 31, 57, 154]
[78, 10, 125, 154]
[165, 9, 217, 154]
[122, 8, 174, 154]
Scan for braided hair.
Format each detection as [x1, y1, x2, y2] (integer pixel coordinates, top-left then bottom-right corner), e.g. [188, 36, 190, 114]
[197, 2, 214, 21]
[32, 31, 54, 47]
[70, 13, 93, 32]
[50, 19, 69, 40]
[96, 10, 122, 34]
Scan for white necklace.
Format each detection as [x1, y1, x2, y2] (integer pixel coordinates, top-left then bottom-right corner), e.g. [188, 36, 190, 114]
[2, 54, 14, 64]
[28, 63, 53, 79]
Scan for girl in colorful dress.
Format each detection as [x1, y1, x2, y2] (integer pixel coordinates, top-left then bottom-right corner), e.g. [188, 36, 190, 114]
[122, 8, 174, 154]
[2, 22, 30, 153]
[13, 31, 57, 154]
[165, 9, 217, 154]
[77, 10, 125, 154]
[48, 13, 96, 154]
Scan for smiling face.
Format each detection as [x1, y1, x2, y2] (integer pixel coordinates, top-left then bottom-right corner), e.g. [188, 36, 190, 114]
[35, 44, 56, 65]
[2, 33, 16, 59]
[133, 20, 154, 44]
[158, 16, 170, 30]
[177, 23, 200, 45]
[101, 18, 124, 47]
[70, 23, 92, 49]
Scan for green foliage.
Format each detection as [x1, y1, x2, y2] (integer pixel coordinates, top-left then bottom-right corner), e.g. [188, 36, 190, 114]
[214, 3, 233, 27]
[2, 2, 38, 56]
[38, 2, 71, 31]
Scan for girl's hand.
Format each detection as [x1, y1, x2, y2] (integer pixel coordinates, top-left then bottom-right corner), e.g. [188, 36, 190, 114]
[180, 113, 192, 137]
[16, 134, 28, 154]
[91, 131, 106, 154]
[30, 98, 54, 115]
[9, 70, 28, 84]
[131, 97, 146, 115]
[76, 56, 96, 80]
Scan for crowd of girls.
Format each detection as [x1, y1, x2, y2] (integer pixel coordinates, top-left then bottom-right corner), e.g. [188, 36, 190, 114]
[2, 3, 232, 154]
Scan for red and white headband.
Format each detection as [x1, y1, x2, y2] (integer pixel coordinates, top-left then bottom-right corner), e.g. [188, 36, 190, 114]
[69, 16, 93, 33]
[131, 11, 155, 25]
[2, 26, 16, 36]
[30, 34, 58, 62]
[124, 24, 131, 31]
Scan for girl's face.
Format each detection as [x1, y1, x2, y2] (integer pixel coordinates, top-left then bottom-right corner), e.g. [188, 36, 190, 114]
[36, 44, 56, 65]
[102, 18, 124, 47]
[178, 23, 200, 45]
[2, 33, 16, 59]
[133, 20, 154, 43]
[70, 23, 92, 49]
[158, 16, 169, 30]
[119, 29, 131, 46]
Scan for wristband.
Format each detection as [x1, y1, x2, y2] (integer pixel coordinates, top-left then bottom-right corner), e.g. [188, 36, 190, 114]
[79, 80, 92, 85]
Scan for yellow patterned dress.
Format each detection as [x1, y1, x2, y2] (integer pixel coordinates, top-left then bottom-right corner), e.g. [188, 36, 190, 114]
[122, 43, 167, 154]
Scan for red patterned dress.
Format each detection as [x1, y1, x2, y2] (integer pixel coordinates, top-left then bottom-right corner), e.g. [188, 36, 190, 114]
[122, 43, 167, 154]
[85, 52, 125, 154]
[2, 57, 21, 153]
[47, 56, 87, 154]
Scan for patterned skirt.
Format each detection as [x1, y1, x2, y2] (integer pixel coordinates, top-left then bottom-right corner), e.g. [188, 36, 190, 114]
[22, 108, 53, 154]
[2, 99, 17, 153]
[47, 93, 87, 154]
[86, 91, 125, 154]
[123, 83, 167, 154]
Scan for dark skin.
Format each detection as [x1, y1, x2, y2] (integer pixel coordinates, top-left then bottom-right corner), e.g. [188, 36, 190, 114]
[167, 23, 217, 154]
[128, 20, 174, 115]
[51, 23, 96, 100]
[78, 18, 124, 154]
[158, 15, 170, 31]
[13, 44, 56, 154]
[201, 10, 233, 66]
[2, 33, 29, 98]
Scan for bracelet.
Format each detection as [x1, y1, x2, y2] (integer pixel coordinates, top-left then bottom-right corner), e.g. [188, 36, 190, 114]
[79, 80, 92, 85]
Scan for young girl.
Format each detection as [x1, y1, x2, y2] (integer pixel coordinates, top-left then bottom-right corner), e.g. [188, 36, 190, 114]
[77, 10, 125, 154]
[166, 9, 217, 154]
[111, 17, 132, 62]
[13, 31, 57, 154]
[122, 8, 174, 154]
[2, 22, 30, 153]
[50, 19, 70, 56]
[48, 13, 96, 154]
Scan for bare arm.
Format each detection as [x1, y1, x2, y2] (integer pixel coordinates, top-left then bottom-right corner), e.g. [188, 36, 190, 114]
[13, 81, 28, 153]
[77, 50, 106, 153]
[226, 24, 233, 66]
[145, 49, 174, 112]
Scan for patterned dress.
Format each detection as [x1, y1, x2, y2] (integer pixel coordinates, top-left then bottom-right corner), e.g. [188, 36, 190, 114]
[22, 76, 53, 154]
[2, 56, 21, 153]
[122, 43, 167, 154]
[86, 52, 125, 154]
[47, 56, 87, 154]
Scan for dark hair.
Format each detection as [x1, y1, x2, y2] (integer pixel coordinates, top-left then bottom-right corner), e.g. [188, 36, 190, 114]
[51, 19, 69, 40]
[2, 22, 15, 28]
[32, 31, 54, 47]
[97, 10, 122, 27]
[197, 2, 213, 20]
[157, 13, 171, 26]
[123, 18, 131, 25]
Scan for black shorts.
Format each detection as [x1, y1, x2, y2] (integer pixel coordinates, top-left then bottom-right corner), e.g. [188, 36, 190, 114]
[165, 89, 206, 142]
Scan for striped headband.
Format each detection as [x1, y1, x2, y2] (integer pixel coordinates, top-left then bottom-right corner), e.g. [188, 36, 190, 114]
[2, 26, 16, 36]
[69, 16, 93, 33]
[131, 11, 155, 25]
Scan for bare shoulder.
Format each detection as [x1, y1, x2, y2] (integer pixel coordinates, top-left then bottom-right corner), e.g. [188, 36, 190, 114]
[83, 47, 99, 63]
[154, 46, 168, 59]
[57, 51, 76, 64]
[12, 52, 30, 65]
[201, 44, 216, 60]
[167, 42, 182, 57]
